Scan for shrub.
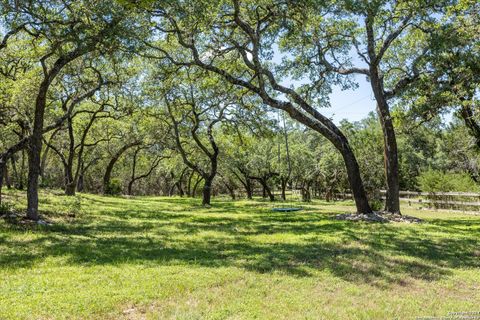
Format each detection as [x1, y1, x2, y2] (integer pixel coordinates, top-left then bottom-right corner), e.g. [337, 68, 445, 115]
[417, 169, 480, 192]
[0, 202, 13, 216]
[105, 178, 123, 195]
[61, 195, 83, 217]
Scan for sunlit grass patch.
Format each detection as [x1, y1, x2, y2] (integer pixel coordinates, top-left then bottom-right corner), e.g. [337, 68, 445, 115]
[1, 189, 479, 319]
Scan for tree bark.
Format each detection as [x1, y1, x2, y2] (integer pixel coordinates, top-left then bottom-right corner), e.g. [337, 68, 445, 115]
[370, 68, 400, 214]
[301, 182, 312, 202]
[11, 156, 19, 189]
[128, 151, 162, 196]
[4, 164, 11, 189]
[245, 178, 253, 199]
[103, 141, 140, 194]
[232, 169, 253, 199]
[27, 76, 51, 220]
[256, 177, 274, 201]
[224, 182, 236, 200]
[0, 159, 4, 206]
[27, 53, 84, 219]
[77, 172, 84, 192]
[280, 177, 288, 201]
[186, 170, 194, 197]
[165, 97, 222, 206]
[202, 177, 213, 206]
[26, 18, 118, 218]
[192, 176, 203, 197]
[460, 104, 480, 150]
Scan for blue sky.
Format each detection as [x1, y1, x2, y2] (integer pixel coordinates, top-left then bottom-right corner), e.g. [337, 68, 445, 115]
[324, 75, 376, 124]
[271, 45, 378, 125]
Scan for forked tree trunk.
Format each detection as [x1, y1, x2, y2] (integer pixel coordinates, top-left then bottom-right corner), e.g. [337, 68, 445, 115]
[257, 178, 274, 202]
[103, 142, 140, 194]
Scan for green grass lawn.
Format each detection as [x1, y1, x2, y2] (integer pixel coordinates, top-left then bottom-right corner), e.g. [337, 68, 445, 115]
[1, 190, 479, 320]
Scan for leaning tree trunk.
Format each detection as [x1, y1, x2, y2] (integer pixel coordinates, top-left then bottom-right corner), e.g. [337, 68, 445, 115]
[258, 178, 274, 202]
[225, 183, 236, 200]
[370, 70, 400, 214]
[337, 140, 373, 213]
[265, 184, 274, 201]
[103, 142, 140, 194]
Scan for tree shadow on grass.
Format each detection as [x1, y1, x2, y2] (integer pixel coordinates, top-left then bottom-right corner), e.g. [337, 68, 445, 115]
[1, 199, 479, 288]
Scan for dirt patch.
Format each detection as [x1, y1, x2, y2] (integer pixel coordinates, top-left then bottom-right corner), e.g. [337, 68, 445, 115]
[335, 212, 422, 223]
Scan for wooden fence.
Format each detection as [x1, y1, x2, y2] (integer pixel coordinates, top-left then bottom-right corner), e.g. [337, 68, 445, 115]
[380, 190, 480, 213]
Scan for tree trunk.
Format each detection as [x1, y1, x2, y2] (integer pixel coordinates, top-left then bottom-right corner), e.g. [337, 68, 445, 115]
[168, 184, 176, 197]
[177, 182, 184, 197]
[460, 104, 480, 150]
[103, 142, 140, 194]
[40, 144, 50, 177]
[370, 70, 400, 214]
[227, 184, 236, 200]
[186, 170, 194, 197]
[77, 173, 84, 192]
[192, 176, 203, 197]
[337, 140, 372, 213]
[202, 178, 212, 205]
[27, 80, 50, 220]
[65, 172, 76, 196]
[258, 179, 274, 202]
[64, 161, 76, 196]
[268, 96, 372, 213]
[19, 151, 25, 190]
[232, 170, 253, 199]
[301, 182, 311, 202]
[0, 159, 4, 206]
[245, 178, 253, 199]
[10, 156, 19, 189]
[4, 164, 11, 189]
[127, 180, 134, 196]
[281, 177, 287, 201]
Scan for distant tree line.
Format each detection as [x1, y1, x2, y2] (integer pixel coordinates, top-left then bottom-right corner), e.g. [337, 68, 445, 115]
[0, 0, 478, 219]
